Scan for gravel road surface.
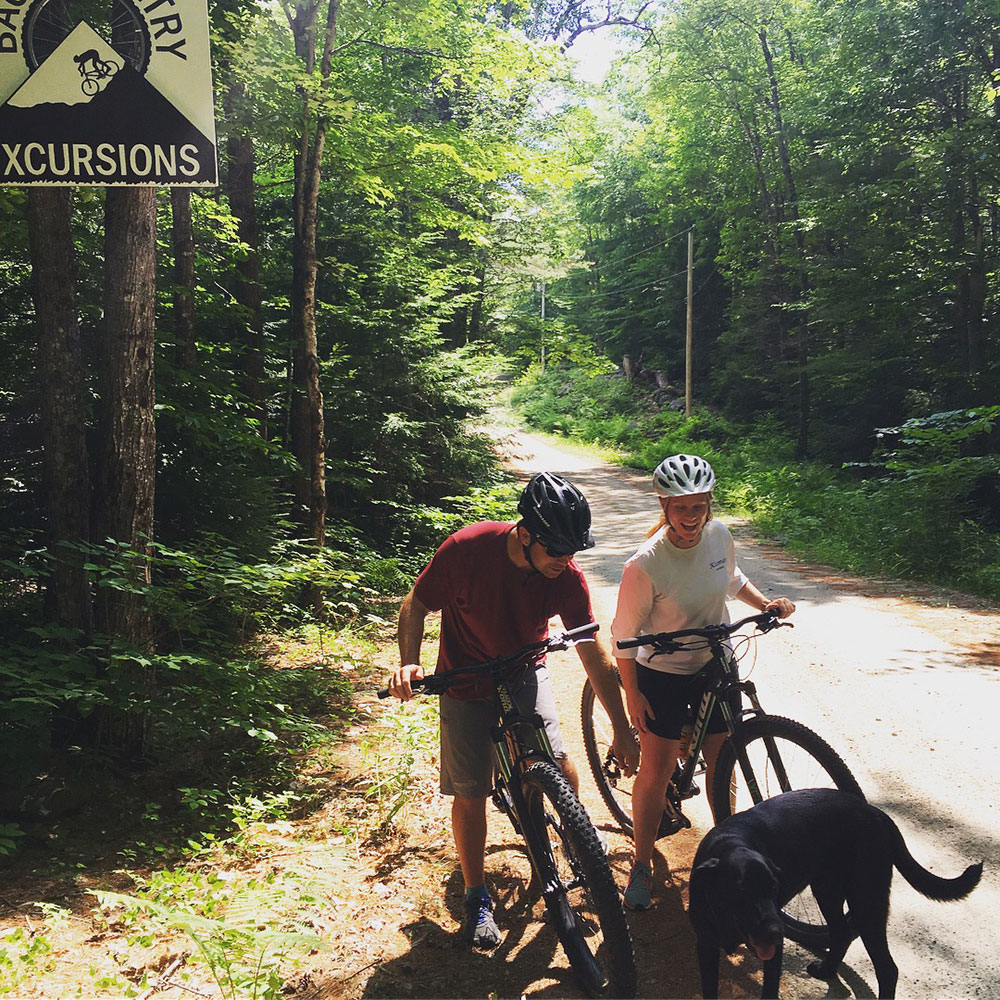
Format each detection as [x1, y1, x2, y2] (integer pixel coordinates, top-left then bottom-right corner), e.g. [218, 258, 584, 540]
[509, 432, 1000, 1000]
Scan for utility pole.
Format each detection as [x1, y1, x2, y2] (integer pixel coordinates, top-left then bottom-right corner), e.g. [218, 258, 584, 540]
[539, 279, 546, 374]
[685, 229, 693, 418]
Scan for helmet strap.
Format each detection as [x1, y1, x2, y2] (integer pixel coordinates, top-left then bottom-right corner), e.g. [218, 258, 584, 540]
[513, 524, 542, 575]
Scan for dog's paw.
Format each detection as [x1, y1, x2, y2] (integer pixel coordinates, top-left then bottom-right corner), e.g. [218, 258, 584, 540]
[806, 958, 837, 980]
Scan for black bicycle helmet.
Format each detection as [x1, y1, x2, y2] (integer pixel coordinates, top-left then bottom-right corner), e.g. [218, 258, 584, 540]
[517, 472, 595, 554]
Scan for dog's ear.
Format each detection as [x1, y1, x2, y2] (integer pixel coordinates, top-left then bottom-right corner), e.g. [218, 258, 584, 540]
[738, 854, 780, 894]
[762, 856, 782, 885]
[693, 858, 721, 880]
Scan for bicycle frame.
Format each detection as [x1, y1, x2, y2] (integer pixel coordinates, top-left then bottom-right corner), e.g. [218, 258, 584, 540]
[670, 655, 768, 800]
[487, 672, 588, 895]
[490, 670, 559, 786]
[637, 614, 794, 807]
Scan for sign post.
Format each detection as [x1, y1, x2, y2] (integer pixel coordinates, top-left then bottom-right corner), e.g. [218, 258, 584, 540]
[0, 0, 217, 185]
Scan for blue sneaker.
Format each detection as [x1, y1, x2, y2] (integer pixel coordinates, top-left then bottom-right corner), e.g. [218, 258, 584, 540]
[463, 893, 501, 948]
[624, 861, 653, 910]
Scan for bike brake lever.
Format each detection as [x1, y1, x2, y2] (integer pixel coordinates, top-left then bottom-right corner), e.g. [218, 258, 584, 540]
[649, 642, 683, 657]
[420, 676, 450, 695]
[759, 619, 794, 632]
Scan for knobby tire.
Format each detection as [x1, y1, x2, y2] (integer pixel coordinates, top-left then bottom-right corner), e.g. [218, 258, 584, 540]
[710, 714, 864, 948]
[520, 761, 637, 998]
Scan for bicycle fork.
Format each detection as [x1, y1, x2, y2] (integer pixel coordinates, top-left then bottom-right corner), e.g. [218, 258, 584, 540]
[716, 679, 793, 803]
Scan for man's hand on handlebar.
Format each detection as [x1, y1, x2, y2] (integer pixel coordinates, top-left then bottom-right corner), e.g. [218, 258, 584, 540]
[387, 663, 424, 701]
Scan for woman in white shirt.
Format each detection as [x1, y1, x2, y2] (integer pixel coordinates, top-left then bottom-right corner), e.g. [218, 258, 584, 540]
[611, 454, 795, 910]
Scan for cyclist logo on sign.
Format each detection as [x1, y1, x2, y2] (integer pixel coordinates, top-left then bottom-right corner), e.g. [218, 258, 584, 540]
[73, 48, 119, 96]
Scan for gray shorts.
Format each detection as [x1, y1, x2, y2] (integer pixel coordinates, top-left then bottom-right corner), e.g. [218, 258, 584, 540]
[439, 666, 565, 799]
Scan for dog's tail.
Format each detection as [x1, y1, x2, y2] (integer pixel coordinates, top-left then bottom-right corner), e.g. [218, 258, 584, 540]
[888, 815, 983, 901]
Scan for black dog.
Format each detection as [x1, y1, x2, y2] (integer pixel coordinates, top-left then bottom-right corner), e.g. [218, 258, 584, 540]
[688, 788, 982, 999]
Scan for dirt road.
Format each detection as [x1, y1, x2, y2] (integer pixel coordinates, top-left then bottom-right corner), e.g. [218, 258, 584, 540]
[507, 432, 1000, 1000]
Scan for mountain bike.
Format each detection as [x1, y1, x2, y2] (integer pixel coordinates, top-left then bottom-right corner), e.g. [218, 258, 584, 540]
[581, 610, 863, 947]
[379, 623, 637, 998]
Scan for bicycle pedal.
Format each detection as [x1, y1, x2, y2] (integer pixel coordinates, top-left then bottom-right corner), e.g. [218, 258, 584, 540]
[677, 784, 700, 800]
[656, 808, 691, 838]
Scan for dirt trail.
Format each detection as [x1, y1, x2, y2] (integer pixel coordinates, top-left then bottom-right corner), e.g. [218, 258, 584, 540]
[317, 432, 1000, 1000]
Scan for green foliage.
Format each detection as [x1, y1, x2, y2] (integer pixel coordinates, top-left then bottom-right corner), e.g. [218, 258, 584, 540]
[96, 878, 326, 1000]
[546, 0, 997, 458]
[0, 927, 54, 996]
[360, 698, 438, 827]
[0, 533, 370, 772]
[512, 366, 646, 446]
[0, 0, 555, 782]
[871, 408, 1000, 473]
[0, 824, 24, 857]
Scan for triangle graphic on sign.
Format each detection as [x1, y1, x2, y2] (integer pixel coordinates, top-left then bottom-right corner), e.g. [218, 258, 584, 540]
[7, 22, 122, 108]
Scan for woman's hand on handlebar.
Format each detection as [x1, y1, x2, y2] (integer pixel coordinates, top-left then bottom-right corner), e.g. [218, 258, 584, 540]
[763, 597, 795, 619]
[387, 663, 424, 701]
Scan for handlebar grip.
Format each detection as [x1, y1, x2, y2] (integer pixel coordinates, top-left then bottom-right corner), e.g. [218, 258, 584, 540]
[615, 636, 646, 650]
[377, 676, 427, 700]
[564, 622, 600, 640]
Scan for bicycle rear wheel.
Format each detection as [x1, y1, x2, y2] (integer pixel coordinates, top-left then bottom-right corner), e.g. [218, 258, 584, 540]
[711, 715, 864, 948]
[521, 760, 637, 998]
[21, 0, 150, 72]
[581, 679, 636, 835]
[581, 679, 688, 840]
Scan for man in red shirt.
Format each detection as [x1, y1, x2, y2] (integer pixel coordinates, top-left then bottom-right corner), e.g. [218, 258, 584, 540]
[387, 473, 638, 948]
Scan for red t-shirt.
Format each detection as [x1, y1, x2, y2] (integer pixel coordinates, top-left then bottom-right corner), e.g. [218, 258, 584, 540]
[413, 521, 594, 699]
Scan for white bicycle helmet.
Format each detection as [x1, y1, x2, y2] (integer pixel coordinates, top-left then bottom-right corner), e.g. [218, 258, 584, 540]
[653, 454, 716, 496]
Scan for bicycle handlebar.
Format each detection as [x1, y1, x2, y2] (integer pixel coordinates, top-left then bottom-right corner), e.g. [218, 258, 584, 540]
[377, 622, 599, 699]
[615, 610, 790, 652]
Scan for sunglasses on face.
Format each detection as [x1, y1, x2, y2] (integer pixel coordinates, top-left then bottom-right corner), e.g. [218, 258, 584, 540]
[538, 539, 575, 559]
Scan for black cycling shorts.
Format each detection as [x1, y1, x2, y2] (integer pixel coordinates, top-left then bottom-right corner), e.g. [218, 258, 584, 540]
[634, 661, 741, 740]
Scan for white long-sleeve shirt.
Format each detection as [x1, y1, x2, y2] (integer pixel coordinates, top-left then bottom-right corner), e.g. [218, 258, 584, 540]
[611, 519, 749, 674]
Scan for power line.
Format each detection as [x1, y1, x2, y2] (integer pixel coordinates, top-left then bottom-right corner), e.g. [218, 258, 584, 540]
[587, 224, 694, 269]
[567, 267, 690, 302]
[693, 265, 719, 296]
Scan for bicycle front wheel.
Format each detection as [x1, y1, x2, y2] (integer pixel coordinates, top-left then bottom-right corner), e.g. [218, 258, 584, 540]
[521, 760, 637, 998]
[711, 715, 863, 948]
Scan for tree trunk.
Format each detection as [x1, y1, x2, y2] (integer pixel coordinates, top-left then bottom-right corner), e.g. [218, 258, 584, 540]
[171, 188, 196, 369]
[225, 80, 267, 435]
[290, 120, 328, 546]
[25, 189, 93, 638]
[95, 186, 158, 758]
[965, 174, 986, 378]
[287, 0, 338, 548]
[759, 26, 810, 458]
